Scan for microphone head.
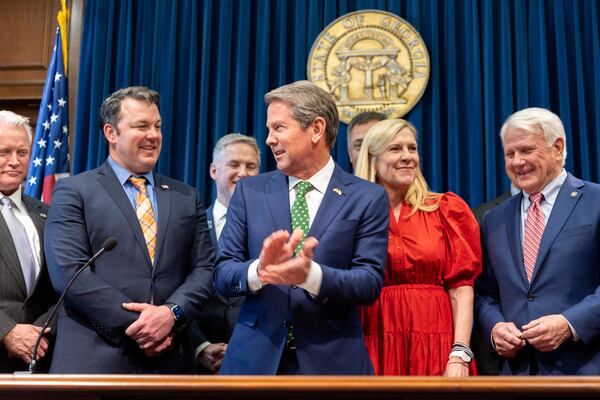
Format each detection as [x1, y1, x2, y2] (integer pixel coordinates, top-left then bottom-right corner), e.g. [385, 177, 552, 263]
[102, 237, 118, 251]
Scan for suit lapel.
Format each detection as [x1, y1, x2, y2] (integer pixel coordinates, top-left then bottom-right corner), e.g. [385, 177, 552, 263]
[0, 209, 27, 295]
[154, 174, 171, 269]
[206, 204, 218, 247]
[530, 174, 583, 283]
[308, 165, 351, 240]
[265, 172, 292, 232]
[505, 193, 528, 283]
[97, 162, 152, 267]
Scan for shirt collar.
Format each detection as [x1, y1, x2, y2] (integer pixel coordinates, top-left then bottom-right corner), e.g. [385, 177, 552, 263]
[213, 198, 228, 221]
[288, 157, 335, 194]
[522, 169, 567, 209]
[1, 188, 24, 211]
[108, 156, 155, 188]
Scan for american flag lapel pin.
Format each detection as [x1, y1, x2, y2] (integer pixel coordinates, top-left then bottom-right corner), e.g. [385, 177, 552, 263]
[40, 212, 47, 219]
[161, 184, 169, 190]
[333, 188, 342, 196]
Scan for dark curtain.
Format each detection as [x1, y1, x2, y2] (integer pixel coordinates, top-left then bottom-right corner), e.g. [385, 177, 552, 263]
[73, 0, 600, 207]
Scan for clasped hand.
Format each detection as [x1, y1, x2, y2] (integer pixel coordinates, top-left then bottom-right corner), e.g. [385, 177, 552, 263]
[257, 228, 319, 286]
[492, 314, 572, 358]
[122, 303, 175, 357]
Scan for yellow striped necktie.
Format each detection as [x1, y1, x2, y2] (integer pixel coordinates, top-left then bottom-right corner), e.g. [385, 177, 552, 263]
[129, 176, 157, 264]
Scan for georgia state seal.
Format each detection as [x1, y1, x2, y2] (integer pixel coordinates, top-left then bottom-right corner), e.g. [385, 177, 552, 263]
[307, 10, 430, 123]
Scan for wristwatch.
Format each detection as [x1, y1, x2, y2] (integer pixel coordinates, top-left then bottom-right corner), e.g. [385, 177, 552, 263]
[165, 303, 186, 330]
[449, 350, 472, 363]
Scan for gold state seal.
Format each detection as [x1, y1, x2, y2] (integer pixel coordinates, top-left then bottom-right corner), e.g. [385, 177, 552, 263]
[307, 10, 430, 123]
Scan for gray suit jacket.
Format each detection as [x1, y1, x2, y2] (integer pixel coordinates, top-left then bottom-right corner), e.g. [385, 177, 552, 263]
[0, 193, 57, 372]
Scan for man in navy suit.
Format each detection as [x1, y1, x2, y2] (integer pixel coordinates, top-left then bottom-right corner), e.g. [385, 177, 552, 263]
[193, 133, 260, 373]
[476, 107, 600, 375]
[214, 80, 389, 375]
[45, 86, 214, 373]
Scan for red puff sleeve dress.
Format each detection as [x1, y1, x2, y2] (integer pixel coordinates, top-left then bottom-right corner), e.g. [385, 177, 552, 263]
[362, 193, 482, 375]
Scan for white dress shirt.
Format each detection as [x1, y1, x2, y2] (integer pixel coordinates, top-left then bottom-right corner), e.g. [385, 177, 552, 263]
[212, 199, 228, 241]
[247, 157, 336, 296]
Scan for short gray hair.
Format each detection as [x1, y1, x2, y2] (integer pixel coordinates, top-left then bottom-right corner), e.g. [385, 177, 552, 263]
[212, 133, 260, 166]
[99, 86, 160, 129]
[500, 107, 567, 166]
[265, 80, 339, 148]
[0, 110, 33, 143]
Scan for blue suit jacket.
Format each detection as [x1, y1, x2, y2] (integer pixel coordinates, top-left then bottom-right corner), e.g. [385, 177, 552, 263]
[214, 165, 389, 375]
[476, 173, 600, 375]
[190, 204, 244, 373]
[45, 162, 214, 373]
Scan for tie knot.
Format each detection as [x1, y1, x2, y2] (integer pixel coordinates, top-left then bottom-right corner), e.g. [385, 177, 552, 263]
[529, 193, 543, 205]
[294, 181, 313, 197]
[129, 176, 148, 192]
[0, 197, 14, 209]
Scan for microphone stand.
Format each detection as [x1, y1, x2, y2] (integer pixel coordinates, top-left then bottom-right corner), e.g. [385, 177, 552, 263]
[18, 238, 116, 374]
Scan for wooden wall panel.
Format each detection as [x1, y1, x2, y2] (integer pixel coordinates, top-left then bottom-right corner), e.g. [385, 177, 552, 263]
[0, 0, 61, 101]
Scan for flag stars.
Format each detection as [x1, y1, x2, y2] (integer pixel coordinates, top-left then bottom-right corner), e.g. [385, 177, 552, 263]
[50, 113, 58, 123]
[37, 138, 47, 148]
[28, 176, 37, 186]
[42, 120, 50, 131]
[62, 125, 68, 134]
[58, 98, 66, 107]
[46, 155, 55, 166]
[54, 72, 62, 82]
[53, 139, 63, 149]
[33, 157, 42, 167]
[46, 103, 52, 111]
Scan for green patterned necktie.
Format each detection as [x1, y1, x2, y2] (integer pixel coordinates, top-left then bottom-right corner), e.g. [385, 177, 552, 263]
[291, 181, 314, 255]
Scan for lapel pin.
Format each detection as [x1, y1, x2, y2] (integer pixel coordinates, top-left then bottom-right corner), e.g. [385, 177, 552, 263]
[570, 191, 577, 198]
[333, 188, 342, 196]
[40, 212, 47, 219]
[160, 184, 170, 190]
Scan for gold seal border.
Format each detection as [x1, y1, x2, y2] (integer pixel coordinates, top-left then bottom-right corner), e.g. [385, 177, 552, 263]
[307, 9, 431, 121]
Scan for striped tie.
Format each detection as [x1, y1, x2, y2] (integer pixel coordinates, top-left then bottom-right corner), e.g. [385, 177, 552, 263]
[129, 176, 157, 264]
[523, 193, 545, 282]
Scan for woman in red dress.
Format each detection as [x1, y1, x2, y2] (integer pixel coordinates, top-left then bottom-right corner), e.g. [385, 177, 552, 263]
[355, 119, 482, 376]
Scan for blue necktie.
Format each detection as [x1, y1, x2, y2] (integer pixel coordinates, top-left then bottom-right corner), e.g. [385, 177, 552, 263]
[1, 197, 37, 294]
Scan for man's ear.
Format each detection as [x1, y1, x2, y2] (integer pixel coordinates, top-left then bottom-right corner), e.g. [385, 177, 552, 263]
[103, 124, 117, 145]
[311, 117, 326, 145]
[209, 163, 217, 180]
[553, 138, 565, 162]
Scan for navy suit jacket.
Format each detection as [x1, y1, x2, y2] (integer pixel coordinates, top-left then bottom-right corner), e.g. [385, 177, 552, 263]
[45, 162, 214, 373]
[476, 173, 600, 374]
[214, 164, 389, 375]
[191, 204, 243, 373]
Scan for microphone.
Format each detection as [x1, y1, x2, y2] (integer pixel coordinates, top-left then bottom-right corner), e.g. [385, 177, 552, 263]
[22, 237, 118, 374]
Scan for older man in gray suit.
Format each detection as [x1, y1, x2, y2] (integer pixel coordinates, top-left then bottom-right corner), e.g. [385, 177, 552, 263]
[0, 111, 57, 372]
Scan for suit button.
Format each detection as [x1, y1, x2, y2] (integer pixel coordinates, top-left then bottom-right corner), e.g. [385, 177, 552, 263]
[527, 294, 535, 302]
[153, 276, 159, 283]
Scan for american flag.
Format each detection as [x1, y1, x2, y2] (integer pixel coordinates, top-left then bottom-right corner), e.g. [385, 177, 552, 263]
[25, 26, 70, 203]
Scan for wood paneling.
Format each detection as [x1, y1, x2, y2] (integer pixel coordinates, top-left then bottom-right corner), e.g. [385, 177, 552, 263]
[0, 0, 61, 100]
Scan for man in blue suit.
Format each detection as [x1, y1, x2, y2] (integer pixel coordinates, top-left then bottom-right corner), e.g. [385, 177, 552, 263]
[45, 86, 214, 373]
[476, 107, 600, 375]
[214, 80, 389, 375]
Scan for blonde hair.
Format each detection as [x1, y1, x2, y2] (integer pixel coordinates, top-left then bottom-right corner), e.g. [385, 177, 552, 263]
[355, 119, 440, 216]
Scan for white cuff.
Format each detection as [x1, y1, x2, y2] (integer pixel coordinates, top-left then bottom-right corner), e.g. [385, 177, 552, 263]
[297, 260, 322, 297]
[562, 315, 580, 341]
[194, 341, 211, 363]
[247, 259, 263, 292]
